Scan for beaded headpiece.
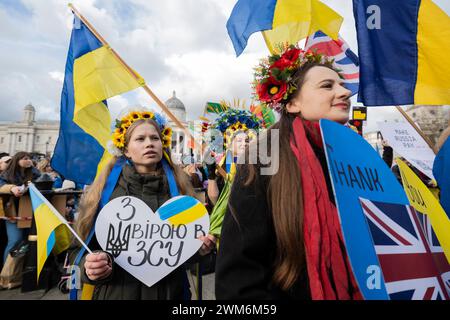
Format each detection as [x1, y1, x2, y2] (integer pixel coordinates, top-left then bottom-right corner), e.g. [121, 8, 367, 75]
[212, 108, 261, 149]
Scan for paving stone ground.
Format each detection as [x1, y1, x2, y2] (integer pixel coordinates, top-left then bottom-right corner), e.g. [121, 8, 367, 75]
[0, 271, 215, 300]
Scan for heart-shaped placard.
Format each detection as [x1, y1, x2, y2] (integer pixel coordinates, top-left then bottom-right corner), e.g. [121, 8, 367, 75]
[95, 195, 210, 287]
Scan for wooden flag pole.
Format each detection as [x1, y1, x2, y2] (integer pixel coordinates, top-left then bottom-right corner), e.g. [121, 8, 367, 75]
[68, 4, 226, 177]
[395, 106, 436, 154]
[68, 4, 196, 149]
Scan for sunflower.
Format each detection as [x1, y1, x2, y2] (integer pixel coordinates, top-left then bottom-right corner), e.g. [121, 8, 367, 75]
[121, 115, 134, 128]
[129, 111, 142, 121]
[162, 127, 172, 140]
[162, 137, 171, 148]
[112, 132, 125, 149]
[141, 111, 154, 120]
[114, 127, 125, 135]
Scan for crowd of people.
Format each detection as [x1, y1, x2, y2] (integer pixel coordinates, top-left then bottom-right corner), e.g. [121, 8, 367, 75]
[0, 46, 448, 300]
[0, 152, 82, 287]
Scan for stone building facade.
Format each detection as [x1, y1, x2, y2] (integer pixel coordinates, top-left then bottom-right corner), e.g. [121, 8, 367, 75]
[405, 105, 450, 144]
[0, 104, 59, 156]
[364, 105, 450, 155]
[0, 93, 191, 159]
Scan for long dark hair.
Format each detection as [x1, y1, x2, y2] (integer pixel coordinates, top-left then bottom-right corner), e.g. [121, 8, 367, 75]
[237, 62, 338, 290]
[2, 151, 34, 185]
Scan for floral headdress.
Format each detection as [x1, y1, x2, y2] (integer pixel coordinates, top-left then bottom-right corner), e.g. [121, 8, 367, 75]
[253, 44, 334, 112]
[108, 107, 173, 156]
[212, 109, 261, 149]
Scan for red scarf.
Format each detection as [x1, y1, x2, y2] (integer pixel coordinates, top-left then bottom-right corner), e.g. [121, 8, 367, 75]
[290, 117, 361, 300]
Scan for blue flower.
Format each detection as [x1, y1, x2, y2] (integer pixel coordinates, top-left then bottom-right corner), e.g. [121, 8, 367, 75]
[153, 112, 167, 129]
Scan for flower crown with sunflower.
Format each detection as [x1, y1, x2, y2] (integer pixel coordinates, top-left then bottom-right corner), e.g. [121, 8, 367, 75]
[109, 107, 173, 156]
[253, 44, 334, 112]
[212, 109, 261, 149]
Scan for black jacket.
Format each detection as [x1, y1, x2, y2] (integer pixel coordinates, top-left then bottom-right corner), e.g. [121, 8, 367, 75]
[382, 146, 394, 168]
[215, 164, 310, 300]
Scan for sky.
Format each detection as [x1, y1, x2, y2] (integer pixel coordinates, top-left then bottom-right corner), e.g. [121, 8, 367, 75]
[0, 0, 449, 133]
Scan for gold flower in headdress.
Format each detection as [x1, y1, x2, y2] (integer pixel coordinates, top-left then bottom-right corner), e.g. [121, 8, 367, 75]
[111, 109, 171, 152]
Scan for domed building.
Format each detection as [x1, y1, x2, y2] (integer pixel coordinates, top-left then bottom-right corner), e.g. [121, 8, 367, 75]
[0, 103, 59, 156]
[165, 91, 186, 123]
[164, 90, 189, 161]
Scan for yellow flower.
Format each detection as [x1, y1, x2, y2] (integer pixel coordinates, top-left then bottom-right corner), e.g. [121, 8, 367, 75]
[269, 86, 279, 95]
[225, 129, 232, 136]
[112, 132, 125, 149]
[114, 127, 125, 135]
[141, 111, 154, 120]
[162, 127, 172, 137]
[113, 131, 122, 140]
[122, 118, 133, 128]
[120, 125, 130, 137]
[129, 112, 142, 121]
[162, 137, 171, 148]
[121, 114, 134, 124]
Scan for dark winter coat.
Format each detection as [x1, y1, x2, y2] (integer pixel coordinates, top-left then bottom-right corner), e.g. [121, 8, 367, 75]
[215, 131, 336, 300]
[215, 163, 311, 300]
[80, 164, 190, 300]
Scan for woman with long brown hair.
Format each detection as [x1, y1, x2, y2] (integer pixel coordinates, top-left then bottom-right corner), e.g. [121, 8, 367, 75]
[0, 152, 41, 263]
[74, 108, 215, 300]
[215, 47, 361, 300]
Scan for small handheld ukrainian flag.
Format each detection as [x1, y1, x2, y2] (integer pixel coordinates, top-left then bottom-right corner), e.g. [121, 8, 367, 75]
[28, 183, 90, 281]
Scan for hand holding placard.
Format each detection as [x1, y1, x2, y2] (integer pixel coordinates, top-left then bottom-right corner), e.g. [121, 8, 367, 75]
[95, 195, 210, 287]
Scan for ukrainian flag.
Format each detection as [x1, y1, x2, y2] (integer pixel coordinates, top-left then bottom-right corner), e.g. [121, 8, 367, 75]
[29, 184, 70, 281]
[51, 15, 144, 184]
[353, 0, 450, 106]
[158, 196, 208, 226]
[226, 0, 343, 56]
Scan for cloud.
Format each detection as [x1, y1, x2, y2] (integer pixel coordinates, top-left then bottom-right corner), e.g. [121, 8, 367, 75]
[0, 0, 244, 122]
[433, 0, 450, 16]
[49, 71, 64, 83]
[0, 0, 447, 130]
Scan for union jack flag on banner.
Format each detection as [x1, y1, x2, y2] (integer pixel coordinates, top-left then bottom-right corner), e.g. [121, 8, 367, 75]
[304, 31, 359, 96]
[359, 198, 450, 300]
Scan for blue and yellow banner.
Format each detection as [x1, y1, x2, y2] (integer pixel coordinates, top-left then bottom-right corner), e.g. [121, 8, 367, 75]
[353, 0, 450, 106]
[29, 184, 70, 281]
[226, 0, 343, 56]
[397, 159, 450, 263]
[51, 15, 144, 184]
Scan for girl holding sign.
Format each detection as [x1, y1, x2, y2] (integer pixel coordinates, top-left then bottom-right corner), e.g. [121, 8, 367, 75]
[75, 108, 215, 300]
[216, 47, 361, 300]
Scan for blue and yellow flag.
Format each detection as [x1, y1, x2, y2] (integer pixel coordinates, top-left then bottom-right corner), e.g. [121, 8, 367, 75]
[226, 0, 343, 56]
[51, 15, 144, 184]
[353, 0, 450, 106]
[29, 184, 70, 281]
